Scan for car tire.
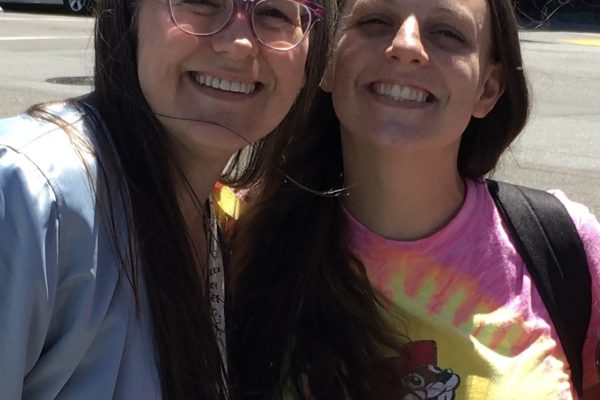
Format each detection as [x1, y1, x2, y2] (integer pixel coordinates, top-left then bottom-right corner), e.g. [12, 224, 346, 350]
[63, 0, 91, 14]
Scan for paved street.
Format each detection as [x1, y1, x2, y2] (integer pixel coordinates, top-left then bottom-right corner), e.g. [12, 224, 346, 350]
[0, 8, 599, 215]
[494, 30, 600, 215]
[0, 8, 94, 116]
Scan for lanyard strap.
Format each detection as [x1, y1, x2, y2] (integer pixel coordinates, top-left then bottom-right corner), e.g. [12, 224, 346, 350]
[207, 197, 227, 361]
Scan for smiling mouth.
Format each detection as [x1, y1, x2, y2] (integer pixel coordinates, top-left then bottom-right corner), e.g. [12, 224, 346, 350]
[192, 72, 258, 95]
[373, 83, 434, 103]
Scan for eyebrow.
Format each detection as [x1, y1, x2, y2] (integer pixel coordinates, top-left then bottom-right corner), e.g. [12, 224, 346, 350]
[433, 4, 479, 27]
[345, 0, 481, 31]
[435, 5, 476, 22]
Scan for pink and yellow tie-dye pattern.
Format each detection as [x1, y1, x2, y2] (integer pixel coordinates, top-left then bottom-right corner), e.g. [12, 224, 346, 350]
[346, 179, 600, 399]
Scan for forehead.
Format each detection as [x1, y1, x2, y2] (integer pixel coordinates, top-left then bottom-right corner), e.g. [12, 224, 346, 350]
[342, 0, 490, 25]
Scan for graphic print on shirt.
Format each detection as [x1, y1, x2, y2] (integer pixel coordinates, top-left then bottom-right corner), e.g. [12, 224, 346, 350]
[370, 340, 460, 400]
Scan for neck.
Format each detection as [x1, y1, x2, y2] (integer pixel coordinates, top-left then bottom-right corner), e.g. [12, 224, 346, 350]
[341, 136, 465, 241]
[173, 145, 233, 236]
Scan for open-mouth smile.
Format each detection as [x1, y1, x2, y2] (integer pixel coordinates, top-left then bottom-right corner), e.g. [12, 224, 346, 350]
[372, 83, 434, 103]
[191, 72, 258, 95]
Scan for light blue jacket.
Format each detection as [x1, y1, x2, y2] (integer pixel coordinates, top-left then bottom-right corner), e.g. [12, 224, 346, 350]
[0, 102, 161, 399]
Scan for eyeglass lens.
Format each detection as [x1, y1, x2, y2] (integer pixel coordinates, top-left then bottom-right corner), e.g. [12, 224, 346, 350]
[169, 0, 312, 50]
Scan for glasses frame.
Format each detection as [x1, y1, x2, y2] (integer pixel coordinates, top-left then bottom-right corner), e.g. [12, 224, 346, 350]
[168, 0, 325, 51]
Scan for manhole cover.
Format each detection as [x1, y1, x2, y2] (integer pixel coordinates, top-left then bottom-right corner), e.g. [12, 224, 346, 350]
[46, 76, 93, 86]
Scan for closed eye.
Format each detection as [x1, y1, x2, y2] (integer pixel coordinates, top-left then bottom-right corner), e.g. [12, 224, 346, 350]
[431, 29, 465, 43]
[349, 14, 395, 37]
[256, 6, 294, 25]
[178, 0, 223, 15]
[357, 16, 391, 26]
[182, 0, 220, 7]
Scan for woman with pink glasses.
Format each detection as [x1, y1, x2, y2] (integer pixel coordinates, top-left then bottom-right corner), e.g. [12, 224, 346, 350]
[0, 0, 332, 397]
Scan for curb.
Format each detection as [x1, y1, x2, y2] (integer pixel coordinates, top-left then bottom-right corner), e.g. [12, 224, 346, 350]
[559, 38, 600, 46]
[519, 30, 600, 46]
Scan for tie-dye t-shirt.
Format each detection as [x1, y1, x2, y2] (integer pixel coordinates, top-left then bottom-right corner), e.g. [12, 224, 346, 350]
[346, 179, 600, 399]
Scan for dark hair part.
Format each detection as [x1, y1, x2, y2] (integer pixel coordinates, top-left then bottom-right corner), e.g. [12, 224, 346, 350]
[230, 0, 529, 398]
[458, 0, 530, 178]
[29, 0, 334, 397]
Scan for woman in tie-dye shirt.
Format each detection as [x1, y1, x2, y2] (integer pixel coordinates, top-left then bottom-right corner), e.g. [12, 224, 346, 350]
[228, 0, 600, 398]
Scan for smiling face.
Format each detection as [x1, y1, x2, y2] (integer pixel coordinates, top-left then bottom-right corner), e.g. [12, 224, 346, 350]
[322, 0, 503, 154]
[136, 0, 309, 161]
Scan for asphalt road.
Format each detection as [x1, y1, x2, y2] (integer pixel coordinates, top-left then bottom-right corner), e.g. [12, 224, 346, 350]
[494, 31, 600, 215]
[0, 7, 94, 116]
[0, 8, 599, 215]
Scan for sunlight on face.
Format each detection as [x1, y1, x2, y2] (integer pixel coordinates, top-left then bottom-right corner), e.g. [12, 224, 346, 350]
[323, 0, 503, 153]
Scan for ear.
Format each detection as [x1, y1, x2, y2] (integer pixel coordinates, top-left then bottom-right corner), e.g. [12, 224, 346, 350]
[320, 59, 334, 93]
[472, 63, 504, 118]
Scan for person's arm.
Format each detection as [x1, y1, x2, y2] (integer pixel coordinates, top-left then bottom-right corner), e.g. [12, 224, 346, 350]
[0, 145, 60, 397]
[554, 190, 600, 398]
[580, 210, 600, 398]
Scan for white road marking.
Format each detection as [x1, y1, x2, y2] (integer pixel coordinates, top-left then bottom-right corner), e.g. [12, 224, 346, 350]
[1, 17, 84, 21]
[0, 35, 90, 41]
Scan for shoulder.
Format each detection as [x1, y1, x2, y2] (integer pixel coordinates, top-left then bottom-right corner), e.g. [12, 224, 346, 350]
[0, 102, 110, 278]
[477, 181, 600, 388]
[482, 180, 600, 265]
[0, 102, 90, 149]
[0, 102, 101, 217]
[478, 179, 599, 238]
[548, 189, 600, 267]
[547, 190, 600, 389]
[545, 190, 600, 267]
[548, 190, 600, 241]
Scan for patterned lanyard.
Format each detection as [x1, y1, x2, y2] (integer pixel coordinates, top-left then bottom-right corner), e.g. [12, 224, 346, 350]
[207, 197, 226, 361]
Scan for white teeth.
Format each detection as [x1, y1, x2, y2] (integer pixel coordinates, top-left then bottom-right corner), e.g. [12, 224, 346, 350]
[193, 73, 256, 94]
[374, 83, 429, 103]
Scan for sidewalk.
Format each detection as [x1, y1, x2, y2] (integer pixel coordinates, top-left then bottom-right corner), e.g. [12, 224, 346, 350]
[519, 30, 600, 46]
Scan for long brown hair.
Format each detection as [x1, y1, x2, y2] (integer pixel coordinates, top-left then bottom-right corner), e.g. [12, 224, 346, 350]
[458, 0, 530, 178]
[28, 0, 335, 397]
[229, 0, 530, 398]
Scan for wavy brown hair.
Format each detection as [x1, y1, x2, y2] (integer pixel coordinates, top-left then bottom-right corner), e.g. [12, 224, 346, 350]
[229, 0, 529, 398]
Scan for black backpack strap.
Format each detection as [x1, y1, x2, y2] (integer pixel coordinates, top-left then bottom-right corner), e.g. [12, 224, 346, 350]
[486, 179, 592, 398]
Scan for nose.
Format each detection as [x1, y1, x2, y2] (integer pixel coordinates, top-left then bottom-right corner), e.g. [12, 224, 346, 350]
[211, 11, 260, 59]
[385, 14, 429, 65]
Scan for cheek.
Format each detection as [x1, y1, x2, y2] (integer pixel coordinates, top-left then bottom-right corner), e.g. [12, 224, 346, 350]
[327, 40, 366, 94]
[136, 31, 193, 110]
[137, 42, 163, 110]
[291, 59, 308, 94]
[136, 6, 192, 87]
[280, 47, 309, 95]
[449, 60, 483, 103]
[288, 45, 308, 92]
[137, 14, 171, 105]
